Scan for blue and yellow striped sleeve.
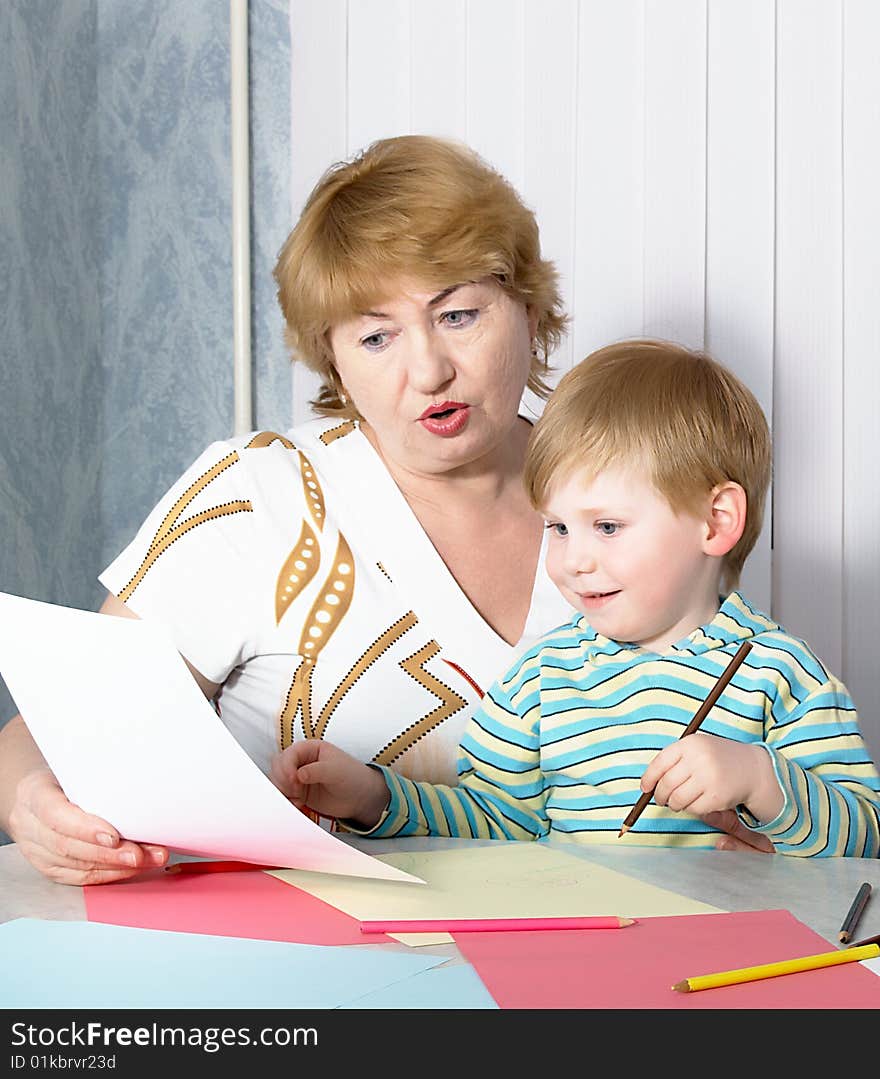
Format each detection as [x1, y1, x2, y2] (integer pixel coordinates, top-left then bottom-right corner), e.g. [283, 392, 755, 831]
[740, 675, 880, 857]
[364, 651, 550, 841]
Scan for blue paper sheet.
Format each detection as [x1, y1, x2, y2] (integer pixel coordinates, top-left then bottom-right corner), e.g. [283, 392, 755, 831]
[0, 919, 447, 1009]
[339, 962, 498, 1009]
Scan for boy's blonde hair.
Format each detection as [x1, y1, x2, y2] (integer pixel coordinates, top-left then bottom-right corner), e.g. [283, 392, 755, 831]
[273, 135, 568, 417]
[524, 339, 772, 591]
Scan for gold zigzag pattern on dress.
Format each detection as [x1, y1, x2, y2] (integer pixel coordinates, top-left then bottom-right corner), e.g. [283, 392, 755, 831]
[319, 420, 356, 446]
[375, 641, 467, 767]
[315, 612, 420, 741]
[245, 431, 294, 449]
[118, 453, 251, 602]
[279, 533, 355, 746]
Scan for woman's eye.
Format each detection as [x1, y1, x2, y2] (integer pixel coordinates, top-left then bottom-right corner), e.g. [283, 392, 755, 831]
[544, 522, 568, 537]
[596, 521, 620, 536]
[440, 308, 478, 328]
[360, 331, 390, 352]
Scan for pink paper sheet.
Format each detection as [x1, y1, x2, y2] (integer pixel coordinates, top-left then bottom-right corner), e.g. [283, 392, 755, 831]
[453, 909, 880, 1009]
[84, 868, 390, 946]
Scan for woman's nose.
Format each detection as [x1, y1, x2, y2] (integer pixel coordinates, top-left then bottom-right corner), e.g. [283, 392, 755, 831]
[407, 330, 455, 392]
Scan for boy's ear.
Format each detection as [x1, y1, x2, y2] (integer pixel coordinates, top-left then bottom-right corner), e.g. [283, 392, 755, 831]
[702, 482, 747, 558]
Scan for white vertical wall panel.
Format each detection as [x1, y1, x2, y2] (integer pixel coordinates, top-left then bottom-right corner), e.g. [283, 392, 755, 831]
[523, 0, 579, 380]
[286, 0, 880, 763]
[773, 0, 843, 674]
[572, 0, 645, 370]
[411, 0, 468, 137]
[347, 1, 412, 154]
[705, 0, 775, 612]
[842, 0, 880, 754]
[288, 0, 347, 217]
[465, 0, 526, 194]
[643, 0, 707, 349]
[289, 0, 347, 425]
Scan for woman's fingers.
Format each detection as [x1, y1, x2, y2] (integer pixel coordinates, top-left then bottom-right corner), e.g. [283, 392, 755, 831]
[142, 844, 169, 867]
[703, 809, 775, 854]
[12, 769, 167, 883]
[42, 801, 125, 853]
[16, 769, 116, 845]
[19, 845, 154, 885]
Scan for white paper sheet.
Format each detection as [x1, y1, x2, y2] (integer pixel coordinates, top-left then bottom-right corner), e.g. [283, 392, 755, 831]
[0, 592, 419, 883]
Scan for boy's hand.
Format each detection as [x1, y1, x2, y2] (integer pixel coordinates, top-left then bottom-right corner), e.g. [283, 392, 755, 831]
[640, 732, 784, 824]
[269, 741, 391, 829]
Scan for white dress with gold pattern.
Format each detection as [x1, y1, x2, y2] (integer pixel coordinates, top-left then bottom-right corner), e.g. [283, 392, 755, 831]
[99, 416, 572, 785]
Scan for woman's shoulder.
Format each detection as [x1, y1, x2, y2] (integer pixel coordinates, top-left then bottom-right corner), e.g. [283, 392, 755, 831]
[229, 415, 362, 462]
[194, 416, 360, 476]
[193, 418, 367, 527]
[122, 424, 342, 535]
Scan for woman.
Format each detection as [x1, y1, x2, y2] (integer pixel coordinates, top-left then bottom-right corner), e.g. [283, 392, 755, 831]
[0, 136, 768, 882]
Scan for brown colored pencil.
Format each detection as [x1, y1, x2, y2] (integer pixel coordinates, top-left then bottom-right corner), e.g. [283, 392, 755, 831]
[846, 931, 880, 950]
[618, 639, 753, 838]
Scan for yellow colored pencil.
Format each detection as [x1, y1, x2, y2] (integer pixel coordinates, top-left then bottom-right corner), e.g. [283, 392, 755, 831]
[672, 942, 880, 993]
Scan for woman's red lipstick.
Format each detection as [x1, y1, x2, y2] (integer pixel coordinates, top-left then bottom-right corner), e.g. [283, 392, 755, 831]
[418, 401, 470, 437]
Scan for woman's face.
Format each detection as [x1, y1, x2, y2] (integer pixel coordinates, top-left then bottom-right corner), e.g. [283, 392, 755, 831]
[328, 277, 536, 476]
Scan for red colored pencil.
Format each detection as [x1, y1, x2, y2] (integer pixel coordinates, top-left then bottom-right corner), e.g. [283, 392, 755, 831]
[164, 860, 278, 876]
[359, 915, 635, 934]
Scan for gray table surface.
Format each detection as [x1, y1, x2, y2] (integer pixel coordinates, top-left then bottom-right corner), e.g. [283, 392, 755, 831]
[3, 836, 880, 951]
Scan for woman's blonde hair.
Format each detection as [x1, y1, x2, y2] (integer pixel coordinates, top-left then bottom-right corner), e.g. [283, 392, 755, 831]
[273, 135, 568, 417]
[524, 340, 772, 592]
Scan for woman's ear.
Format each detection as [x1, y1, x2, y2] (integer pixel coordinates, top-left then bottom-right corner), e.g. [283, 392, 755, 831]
[703, 482, 747, 558]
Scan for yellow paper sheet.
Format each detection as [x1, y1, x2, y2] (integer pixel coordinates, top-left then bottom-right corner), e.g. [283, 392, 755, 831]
[270, 844, 722, 945]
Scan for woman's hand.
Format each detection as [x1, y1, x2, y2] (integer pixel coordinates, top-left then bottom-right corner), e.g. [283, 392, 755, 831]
[270, 741, 391, 829]
[702, 809, 776, 854]
[8, 767, 168, 885]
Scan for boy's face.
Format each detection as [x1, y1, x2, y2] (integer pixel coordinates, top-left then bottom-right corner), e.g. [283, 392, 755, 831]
[542, 465, 722, 652]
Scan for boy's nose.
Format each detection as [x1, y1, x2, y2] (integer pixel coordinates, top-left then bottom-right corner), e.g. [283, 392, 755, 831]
[564, 544, 597, 577]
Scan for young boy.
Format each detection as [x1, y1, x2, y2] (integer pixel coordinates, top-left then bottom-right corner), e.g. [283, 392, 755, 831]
[271, 340, 880, 856]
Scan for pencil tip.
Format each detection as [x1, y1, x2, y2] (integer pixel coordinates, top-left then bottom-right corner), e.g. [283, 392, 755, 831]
[839, 932, 848, 943]
[671, 981, 690, 992]
[618, 825, 628, 838]
[620, 918, 636, 927]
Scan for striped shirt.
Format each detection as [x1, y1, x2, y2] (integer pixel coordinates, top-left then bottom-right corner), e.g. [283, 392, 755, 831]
[368, 592, 880, 856]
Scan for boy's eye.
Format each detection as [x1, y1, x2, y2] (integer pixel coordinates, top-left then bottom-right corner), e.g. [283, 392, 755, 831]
[596, 521, 620, 536]
[544, 522, 568, 537]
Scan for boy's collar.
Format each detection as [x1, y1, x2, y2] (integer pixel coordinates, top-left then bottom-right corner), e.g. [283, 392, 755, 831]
[576, 591, 780, 665]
